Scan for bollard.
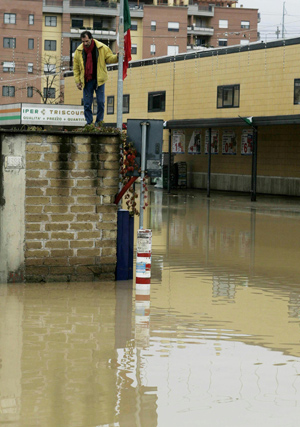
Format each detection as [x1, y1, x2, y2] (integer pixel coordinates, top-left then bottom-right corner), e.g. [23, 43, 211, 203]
[135, 229, 152, 347]
[136, 229, 152, 285]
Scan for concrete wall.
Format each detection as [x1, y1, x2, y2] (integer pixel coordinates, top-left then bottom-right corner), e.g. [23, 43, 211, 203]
[0, 134, 26, 283]
[0, 130, 120, 283]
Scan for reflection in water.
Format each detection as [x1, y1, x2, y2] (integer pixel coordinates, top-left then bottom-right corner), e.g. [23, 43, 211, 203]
[1, 189, 300, 426]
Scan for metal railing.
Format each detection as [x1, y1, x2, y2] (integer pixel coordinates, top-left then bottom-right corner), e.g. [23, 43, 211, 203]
[45, 0, 63, 5]
[70, 0, 117, 7]
[188, 2, 213, 12]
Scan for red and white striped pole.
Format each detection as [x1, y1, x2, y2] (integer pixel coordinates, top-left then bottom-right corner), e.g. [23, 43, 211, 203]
[135, 229, 152, 348]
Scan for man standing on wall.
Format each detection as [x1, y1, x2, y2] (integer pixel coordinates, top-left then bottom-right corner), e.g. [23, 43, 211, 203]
[73, 31, 118, 126]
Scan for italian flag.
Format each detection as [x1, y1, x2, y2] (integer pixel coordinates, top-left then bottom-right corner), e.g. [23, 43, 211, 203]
[123, 0, 131, 79]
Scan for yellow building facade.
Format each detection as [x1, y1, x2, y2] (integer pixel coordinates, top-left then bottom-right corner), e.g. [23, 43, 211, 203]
[64, 37, 300, 196]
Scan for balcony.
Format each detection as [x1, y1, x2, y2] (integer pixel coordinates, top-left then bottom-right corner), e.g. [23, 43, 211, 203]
[69, 27, 117, 39]
[70, 0, 117, 7]
[43, 0, 63, 12]
[187, 44, 210, 51]
[65, 0, 119, 16]
[187, 25, 214, 36]
[188, 4, 214, 17]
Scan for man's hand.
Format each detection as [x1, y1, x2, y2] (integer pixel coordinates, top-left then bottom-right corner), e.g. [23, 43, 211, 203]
[76, 82, 82, 90]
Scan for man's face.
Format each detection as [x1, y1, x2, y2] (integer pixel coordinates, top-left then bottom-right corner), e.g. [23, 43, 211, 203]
[81, 35, 92, 47]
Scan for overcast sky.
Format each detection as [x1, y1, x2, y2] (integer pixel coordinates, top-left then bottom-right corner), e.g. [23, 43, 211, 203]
[237, 0, 300, 41]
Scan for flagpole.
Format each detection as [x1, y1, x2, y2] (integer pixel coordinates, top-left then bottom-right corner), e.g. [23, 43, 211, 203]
[117, 0, 124, 130]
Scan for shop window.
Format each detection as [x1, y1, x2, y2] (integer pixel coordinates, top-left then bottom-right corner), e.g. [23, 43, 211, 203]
[148, 91, 165, 112]
[217, 85, 240, 108]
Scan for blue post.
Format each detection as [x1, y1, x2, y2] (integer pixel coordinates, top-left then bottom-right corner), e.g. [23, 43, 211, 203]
[116, 209, 134, 280]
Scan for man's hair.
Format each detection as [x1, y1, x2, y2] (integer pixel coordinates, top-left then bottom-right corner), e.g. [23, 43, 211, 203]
[81, 30, 93, 40]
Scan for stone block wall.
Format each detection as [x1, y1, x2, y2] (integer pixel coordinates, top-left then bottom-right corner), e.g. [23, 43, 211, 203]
[23, 131, 120, 282]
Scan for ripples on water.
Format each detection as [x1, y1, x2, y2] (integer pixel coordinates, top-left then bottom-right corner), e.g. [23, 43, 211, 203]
[1, 189, 300, 426]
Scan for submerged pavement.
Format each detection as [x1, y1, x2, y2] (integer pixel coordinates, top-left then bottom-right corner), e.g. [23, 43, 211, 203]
[1, 188, 300, 426]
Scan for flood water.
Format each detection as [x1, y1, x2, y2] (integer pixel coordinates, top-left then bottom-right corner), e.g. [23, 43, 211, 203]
[1, 189, 300, 426]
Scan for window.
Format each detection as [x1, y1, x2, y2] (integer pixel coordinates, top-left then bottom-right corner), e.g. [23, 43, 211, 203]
[44, 64, 56, 74]
[131, 20, 138, 31]
[27, 87, 33, 98]
[219, 19, 228, 28]
[2, 86, 15, 97]
[168, 22, 179, 32]
[167, 45, 179, 56]
[150, 44, 156, 55]
[240, 39, 249, 46]
[72, 18, 83, 28]
[123, 95, 130, 114]
[45, 16, 57, 27]
[28, 63, 33, 73]
[29, 14, 34, 25]
[71, 40, 81, 55]
[3, 62, 15, 72]
[107, 96, 114, 114]
[217, 85, 240, 108]
[94, 19, 103, 30]
[4, 13, 16, 24]
[43, 87, 56, 99]
[4, 37, 16, 48]
[294, 79, 300, 104]
[131, 44, 137, 55]
[45, 40, 57, 51]
[218, 39, 227, 47]
[92, 98, 97, 115]
[28, 38, 34, 49]
[148, 91, 166, 112]
[151, 20, 156, 31]
[241, 20, 250, 29]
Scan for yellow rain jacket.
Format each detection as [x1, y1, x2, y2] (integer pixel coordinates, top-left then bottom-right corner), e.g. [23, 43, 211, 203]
[73, 39, 118, 88]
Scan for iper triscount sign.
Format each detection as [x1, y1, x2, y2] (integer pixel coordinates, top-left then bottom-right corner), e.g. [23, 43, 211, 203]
[0, 103, 86, 127]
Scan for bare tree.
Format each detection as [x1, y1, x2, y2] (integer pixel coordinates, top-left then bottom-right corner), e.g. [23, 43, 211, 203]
[17, 55, 65, 104]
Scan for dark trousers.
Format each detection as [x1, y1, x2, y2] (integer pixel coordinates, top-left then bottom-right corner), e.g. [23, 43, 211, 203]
[83, 80, 105, 124]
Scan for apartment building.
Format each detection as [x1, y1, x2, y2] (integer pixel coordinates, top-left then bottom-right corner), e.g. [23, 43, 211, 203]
[0, 0, 44, 104]
[0, 0, 259, 104]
